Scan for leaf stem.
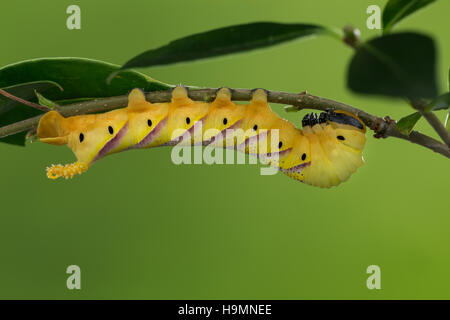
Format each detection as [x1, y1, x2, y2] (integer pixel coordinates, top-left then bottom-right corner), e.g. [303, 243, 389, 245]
[0, 88, 50, 112]
[0, 88, 448, 158]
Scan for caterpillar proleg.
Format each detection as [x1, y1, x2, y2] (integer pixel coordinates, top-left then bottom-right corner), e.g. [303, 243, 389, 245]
[37, 86, 366, 188]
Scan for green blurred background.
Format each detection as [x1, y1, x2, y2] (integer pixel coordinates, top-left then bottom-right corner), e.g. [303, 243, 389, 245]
[0, 0, 449, 299]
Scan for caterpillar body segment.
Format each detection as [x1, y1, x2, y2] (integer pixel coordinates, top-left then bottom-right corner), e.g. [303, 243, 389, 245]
[167, 86, 210, 145]
[37, 86, 366, 188]
[127, 88, 169, 148]
[203, 88, 245, 147]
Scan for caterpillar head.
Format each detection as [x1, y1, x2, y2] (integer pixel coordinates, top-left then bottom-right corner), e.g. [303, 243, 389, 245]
[297, 110, 366, 188]
[126, 89, 169, 148]
[37, 109, 128, 179]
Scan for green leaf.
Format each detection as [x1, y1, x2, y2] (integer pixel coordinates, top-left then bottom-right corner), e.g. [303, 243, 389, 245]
[396, 111, 421, 135]
[117, 22, 329, 72]
[0, 81, 61, 116]
[426, 92, 450, 111]
[383, 0, 436, 34]
[427, 69, 450, 111]
[0, 81, 62, 146]
[34, 90, 58, 109]
[347, 32, 437, 99]
[0, 58, 171, 104]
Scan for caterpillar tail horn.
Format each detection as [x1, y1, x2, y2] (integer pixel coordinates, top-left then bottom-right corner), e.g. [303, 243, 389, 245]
[46, 162, 89, 180]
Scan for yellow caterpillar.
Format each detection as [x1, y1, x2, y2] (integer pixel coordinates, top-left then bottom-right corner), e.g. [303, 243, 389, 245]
[37, 86, 366, 188]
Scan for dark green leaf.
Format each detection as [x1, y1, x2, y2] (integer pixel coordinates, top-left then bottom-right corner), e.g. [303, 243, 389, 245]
[0, 132, 27, 146]
[347, 32, 437, 99]
[118, 22, 329, 72]
[426, 92, 450, 111]
[0, 81, 60, 117]
[427, 69, 450, 111]
[0, 58, 171, 104]
[0, 81, 62, 146]
[396, 112, 421, 135]
[0, 107, 38, 146]
[383, 0, 436, 34]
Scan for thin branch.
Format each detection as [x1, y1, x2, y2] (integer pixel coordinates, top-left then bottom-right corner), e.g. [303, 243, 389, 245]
[0, 88, 448, 158]
[0, 88, 50, 112]
[417, 109, 450, 146]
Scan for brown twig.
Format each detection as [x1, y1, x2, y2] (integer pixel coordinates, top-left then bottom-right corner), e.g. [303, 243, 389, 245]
[418, 109, 450, 146]
[0, 88, 449, 158]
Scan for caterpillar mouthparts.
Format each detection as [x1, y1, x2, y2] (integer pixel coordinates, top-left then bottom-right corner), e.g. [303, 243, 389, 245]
[37, 86, 366, 188]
